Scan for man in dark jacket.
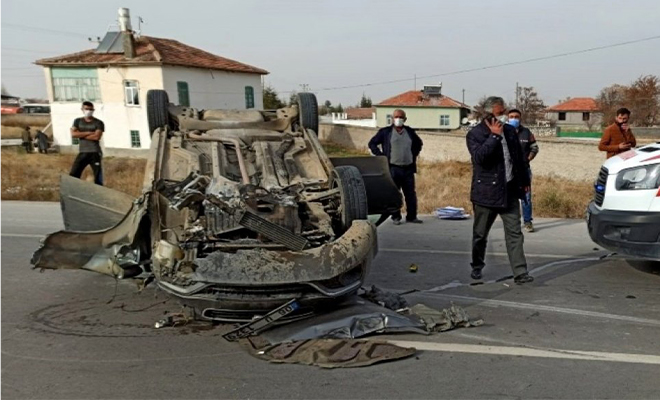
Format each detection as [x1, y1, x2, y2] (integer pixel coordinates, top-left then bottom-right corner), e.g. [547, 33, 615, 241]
[21, 126, 33, 153]
[466, 97, 533, 284]
[507, 109, 539, 233]
[368, 109, 423, 225]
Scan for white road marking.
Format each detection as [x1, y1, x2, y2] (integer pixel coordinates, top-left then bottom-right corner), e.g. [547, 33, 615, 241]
[1, 233, 45, 239]
[409, 292, 660, 327]
[388, 340, 660, 365]
[381, 248, 593, 260]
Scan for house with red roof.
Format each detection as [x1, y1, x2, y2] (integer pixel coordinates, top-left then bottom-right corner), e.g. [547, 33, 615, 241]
[375, 85, 471, 130]
[545, 97, 602, 130]
[35, 8, 268, 152]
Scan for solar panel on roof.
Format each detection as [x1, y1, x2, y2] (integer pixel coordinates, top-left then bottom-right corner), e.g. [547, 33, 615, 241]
[95, 31, 123, 54]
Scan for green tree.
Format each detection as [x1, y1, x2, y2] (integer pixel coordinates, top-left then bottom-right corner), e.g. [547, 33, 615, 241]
[288, 91, 298, 107]
[334, 103, 344, 113]
[359, 93, 372, 108]
[263, 85, 285, 109]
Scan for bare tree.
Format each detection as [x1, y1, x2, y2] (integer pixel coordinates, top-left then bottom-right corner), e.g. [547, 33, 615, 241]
[1, 84, 9, 96]
[597, 84, 629, 126]
[515, 86, 546, 124]
[626, 75, 660, 127]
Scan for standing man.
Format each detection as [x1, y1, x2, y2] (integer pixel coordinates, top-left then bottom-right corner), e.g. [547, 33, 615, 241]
[599, 107, 636, 159]
[368, 109, 423, 225]
[21, 126, 33, 153]
[466, 97, 533, 284]
[70, 101, 104, 185]
[507, 109, 539, 233]
[35, 129, 49, 154]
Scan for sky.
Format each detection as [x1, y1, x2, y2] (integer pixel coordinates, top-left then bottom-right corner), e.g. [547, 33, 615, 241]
[2, 0, 659, 107]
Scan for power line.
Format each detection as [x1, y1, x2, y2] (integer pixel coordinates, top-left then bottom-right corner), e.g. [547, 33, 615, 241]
[295, 34, 660, 93]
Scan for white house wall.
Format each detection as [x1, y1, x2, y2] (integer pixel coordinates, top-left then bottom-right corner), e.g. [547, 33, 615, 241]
[46, 66, 165, 150]
[161, 66, 263, 110]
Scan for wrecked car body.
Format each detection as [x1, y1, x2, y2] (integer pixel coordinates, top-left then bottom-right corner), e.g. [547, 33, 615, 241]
[32, 91, 402, 321]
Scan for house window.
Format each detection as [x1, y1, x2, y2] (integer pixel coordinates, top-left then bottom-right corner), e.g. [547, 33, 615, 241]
[440, 115, 450, 126]
[130, 130, 141, 148]
[124, 80, 139, 106]
[558, 112, 566, 121]
[51, 67, 101, 102]
[386, 114, 392, 125]
[177, 81, 190, 106]
[583, 112, 590, 121]
[245, 86, 255, 109]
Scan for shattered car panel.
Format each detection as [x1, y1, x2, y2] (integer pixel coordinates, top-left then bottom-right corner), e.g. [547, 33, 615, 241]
[32, 91, 402, 321]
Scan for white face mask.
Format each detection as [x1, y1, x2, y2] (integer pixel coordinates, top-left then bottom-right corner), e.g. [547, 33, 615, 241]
[393, 117, 405, 127]
[83, 110, 94, 118]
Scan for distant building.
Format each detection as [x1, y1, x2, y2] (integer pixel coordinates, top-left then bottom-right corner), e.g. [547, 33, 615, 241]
[35, 8, 268, 153]
[329, 107, 376, 127]
[375, 85, 471, 130]
[545, 97, 602, 130]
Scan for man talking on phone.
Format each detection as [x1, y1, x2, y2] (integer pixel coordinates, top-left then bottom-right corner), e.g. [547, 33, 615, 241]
[466, 97, 533, 284]
[599, 107, 636, 159]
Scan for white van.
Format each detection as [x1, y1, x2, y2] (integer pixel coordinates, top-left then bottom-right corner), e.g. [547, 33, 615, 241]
[587, 142, 660, 260]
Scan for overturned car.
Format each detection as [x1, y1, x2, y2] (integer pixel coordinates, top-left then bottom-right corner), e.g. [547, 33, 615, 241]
[32, 91, 402, 321]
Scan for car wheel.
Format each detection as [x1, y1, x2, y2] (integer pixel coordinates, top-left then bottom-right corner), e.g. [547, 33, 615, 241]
[333, 165, 368, 232]
[297, 92, 319, 134]
[147, 89, 170, 137]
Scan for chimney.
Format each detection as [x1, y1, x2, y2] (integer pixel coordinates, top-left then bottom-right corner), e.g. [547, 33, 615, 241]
[118, 8, 136, 59]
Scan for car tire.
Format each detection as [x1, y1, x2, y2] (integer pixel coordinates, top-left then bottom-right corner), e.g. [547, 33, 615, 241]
[147, 89, 170, 137]
[297, 92, 319, 134]
[334, 165, 368, 231]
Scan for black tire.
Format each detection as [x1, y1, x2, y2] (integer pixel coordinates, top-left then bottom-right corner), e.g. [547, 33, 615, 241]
[297, 92, 319, 134]
[147, 89, 170, 137]
[334, 165, 368, 231]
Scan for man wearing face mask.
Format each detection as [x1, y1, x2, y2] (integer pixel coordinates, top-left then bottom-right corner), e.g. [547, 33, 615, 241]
[69, 101, 105, 185]
[368, 109, 423, 225]
[466, 97, 533, 284]
[599, 107, 636, 159]
[507, 109, 539, 233]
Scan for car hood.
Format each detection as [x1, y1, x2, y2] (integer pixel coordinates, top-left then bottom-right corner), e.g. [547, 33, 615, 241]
[603, 143, 660, 174]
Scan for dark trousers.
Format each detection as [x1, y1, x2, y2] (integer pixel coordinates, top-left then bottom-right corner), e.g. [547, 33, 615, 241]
[70, 152, 103, 185]
[389, 164, 418, 221]
[471, 192, 528, 277]
[22, 142, 33, 153]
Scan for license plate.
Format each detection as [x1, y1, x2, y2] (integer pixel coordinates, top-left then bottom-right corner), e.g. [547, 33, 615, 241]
[223, 299, 300, 341]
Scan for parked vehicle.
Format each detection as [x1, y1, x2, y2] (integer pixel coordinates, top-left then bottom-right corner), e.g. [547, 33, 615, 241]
[22, 104, 50, 115]
[587, 142, 660, 260]
[32, 91, 402, 321]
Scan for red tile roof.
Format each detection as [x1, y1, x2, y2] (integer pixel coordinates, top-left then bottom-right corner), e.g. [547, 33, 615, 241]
[345, 107, 375, 119]
[546, 97, 599, 112]
[377, 90, 470, 108]
[36, 35, 268, 75]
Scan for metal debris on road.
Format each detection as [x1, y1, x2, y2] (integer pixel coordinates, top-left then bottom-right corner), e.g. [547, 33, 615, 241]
[409, 303, 483, 332]
[223, 299, 301, 341]
[409, 263, 419, 273]
[361, 285, 409, 311]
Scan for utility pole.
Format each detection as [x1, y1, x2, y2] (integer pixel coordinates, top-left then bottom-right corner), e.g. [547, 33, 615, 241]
[414, 74, 417, 90]
[462, 89, 465, 104]
[515, 82, 519, 108]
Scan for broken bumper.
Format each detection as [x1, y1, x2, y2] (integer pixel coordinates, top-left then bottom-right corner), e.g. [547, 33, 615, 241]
[158, 220, 378, 321]
[587, 202, 660, 260]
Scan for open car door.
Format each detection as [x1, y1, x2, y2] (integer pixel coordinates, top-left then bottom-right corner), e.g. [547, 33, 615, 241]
[330, 156, 402, 220]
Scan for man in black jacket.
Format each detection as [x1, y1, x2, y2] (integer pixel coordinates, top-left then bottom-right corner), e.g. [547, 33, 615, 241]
[368, 109, 423, 225]
[466, 97, 533, 284]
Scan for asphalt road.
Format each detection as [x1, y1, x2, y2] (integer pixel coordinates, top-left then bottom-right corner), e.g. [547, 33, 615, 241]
[2, 201, 660, 399]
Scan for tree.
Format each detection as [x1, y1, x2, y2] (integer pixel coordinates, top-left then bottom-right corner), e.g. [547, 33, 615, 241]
[335, 103, 344, 113]
[472, 96, 509, 120]
[359, 93, 372, 108]
[515, 86, 546, 124]
[597, 84, 628, 126]
[1, 84, 9, 96]
[626, 75, 660, 127]
[262, 85, 285, 109]
[288, 91, 298, 107]
[597, 75, 660, 127]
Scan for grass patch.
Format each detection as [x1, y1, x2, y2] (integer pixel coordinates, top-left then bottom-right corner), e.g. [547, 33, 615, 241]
[1, 149, 146, 201]
[1, 114, 51, 128]
[2, 125, 48, 139]
[321, 141, 367, 157]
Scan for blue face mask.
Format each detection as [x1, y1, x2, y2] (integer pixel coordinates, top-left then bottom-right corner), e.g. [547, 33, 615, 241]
[507, 118, 520, 128]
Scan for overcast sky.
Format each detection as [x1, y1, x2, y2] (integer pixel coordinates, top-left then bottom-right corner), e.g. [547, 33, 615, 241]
[2, 0, 659, 107]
